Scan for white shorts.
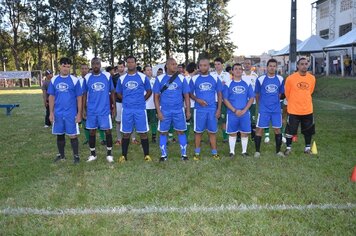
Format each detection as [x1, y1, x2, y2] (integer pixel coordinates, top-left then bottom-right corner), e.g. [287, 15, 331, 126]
[116, 102, 122, 122]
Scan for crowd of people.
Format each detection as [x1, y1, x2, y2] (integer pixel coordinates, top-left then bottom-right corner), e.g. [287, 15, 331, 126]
[41, 56, 316, 163]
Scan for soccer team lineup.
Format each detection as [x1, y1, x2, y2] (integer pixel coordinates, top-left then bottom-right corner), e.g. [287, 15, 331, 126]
[43, 55, 316, 164]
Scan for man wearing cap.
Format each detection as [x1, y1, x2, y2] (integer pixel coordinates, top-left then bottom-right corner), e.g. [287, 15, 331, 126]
[42, 69, 53, 128]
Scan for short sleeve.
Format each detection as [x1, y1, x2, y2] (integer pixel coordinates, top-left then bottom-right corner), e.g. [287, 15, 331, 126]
[182, 78, 190, 94]
[47, 81, 55, 96]
[152, 79, 161, 94]
[144, 76, 151, 91]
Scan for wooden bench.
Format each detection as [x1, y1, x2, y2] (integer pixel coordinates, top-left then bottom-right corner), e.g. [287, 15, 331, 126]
[0, 104, 20, 116]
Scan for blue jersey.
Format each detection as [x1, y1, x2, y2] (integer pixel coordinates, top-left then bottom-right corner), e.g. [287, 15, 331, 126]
[153, 74, 190, 110]
[189, 74, 222, 110]
[84, 72, 114, 116]
[223, 79, 255, 113]
[47, 74, 82, 117]
[255, 74, 284, 113]
[116, 72, 152, 110]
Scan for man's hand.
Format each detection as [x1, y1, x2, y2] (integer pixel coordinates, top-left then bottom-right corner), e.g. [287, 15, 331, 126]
[157, 111, 164, 121]
[186, 110, 191, 121]
[196, 98, 208, 107]
[235, 109, 246, 117]
[76, 113, 82, 123]
[215, 109, 221, 119]
[82, 110, 87, 119]
[49, 113, 54, 123]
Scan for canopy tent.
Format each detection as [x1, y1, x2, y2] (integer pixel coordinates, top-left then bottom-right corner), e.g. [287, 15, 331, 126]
[324, 28, 356, 49]
[297, 35, 331, 53]
[272, 39, 302, 56]
[324, 28, 356, 76]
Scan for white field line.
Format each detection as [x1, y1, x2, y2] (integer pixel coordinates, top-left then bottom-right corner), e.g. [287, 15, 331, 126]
[314, 99, 356, 110]
[1, 203, 356, 216]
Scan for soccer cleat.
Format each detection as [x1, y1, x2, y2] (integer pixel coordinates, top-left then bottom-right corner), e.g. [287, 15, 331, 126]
[106, 155, 114, 163]
[73, 155, 80, 164]
[276, 151, 285, 157]
[87, 155, 97, 162]
[284, 149, 292, 156]
[193, 154, 201, 161]
[144, 155, 152, 162]
[118, 156, 127, 163]
[241, 152, 249, 158]
[212, 154, 221, 160]
[254, 152, 261, 158]
[159, 156, 168, 162]
[229, 153, 235, 159]
[43, 125, 49, 128]
[181, 155, 189, 161]
[54, 154, 65, 163]
[152, 135, 157, 143]
[304, 149, 312, 155]
[264, 137, 270, 143]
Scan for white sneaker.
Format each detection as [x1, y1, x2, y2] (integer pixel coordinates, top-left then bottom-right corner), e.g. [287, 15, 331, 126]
[43, 125, 49, 128]
[282, 137, 287, 143]
[106, 155, 114, 163]
[264, 137, 270, 143]
[87, 155, 97, 162]
[254, 152, 261, 158]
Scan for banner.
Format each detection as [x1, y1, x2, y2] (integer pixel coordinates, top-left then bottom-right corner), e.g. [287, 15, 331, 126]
[0, 71, 32, 79]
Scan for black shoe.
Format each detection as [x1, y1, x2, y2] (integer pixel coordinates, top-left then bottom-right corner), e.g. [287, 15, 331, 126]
[181, 155, 189, 161]
[159, 156, 168, 162]
[229, 153, 235, 159]
[83, 140, 88, 145]
[54, 154, 65, 162]
[241, 152, 249, 158]
[152, 135, 156, 143]
[100, 140, 106, 146]
[73, 155, 80, 164]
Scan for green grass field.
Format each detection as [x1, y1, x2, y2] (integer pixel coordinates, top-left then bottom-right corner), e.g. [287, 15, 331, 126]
[0, 77, 356, 235]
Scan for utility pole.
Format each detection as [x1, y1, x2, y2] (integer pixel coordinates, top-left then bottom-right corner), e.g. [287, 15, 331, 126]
[289, 0, 297, 74]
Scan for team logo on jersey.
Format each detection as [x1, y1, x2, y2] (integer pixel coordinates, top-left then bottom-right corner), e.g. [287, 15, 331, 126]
[199, 82, 212, 91]
[125, 81, 138, 90]
[167, 82, 178, 90]
[297, 82, 309, 90]
[91, 82, 105, 92]
[56, 82, 69, 92]
[265, 84, 278, 93]
[232, 86, 246, 94]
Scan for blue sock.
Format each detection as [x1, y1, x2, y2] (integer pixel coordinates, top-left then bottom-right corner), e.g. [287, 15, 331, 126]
[159, 134, 168, 157]
[195, 148, 201, 154]
[178, 134, 187, 156]
[211, 149, 217, 155]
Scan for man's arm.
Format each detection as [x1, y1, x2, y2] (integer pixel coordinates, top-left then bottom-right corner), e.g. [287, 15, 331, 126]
[48, 95, 55, 123]
[76, 95, 83, 123]
[110, 90, 116, 117]
[184, 93, 191, 121]
[144, 90, 152, 101]
[82, 92, 87, 119]
[189, 93, 207, 106]
[216, 91, 222, 119]
[236, 97, 254, 117]
[154, 93, 163, 121]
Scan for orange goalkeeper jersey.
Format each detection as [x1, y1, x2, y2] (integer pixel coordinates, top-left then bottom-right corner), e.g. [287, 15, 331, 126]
[285, 72, 315, 115]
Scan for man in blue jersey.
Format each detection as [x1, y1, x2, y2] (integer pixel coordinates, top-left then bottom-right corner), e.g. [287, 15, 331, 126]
[116, 56, 152, 162]
[223, 63, 254, 158]
[189, 58, 222, 160]
[48, 57, 83, 164]
[153, 58, 191, 161]
[83, 58, 116, 163]
[254, 58, 285, 158]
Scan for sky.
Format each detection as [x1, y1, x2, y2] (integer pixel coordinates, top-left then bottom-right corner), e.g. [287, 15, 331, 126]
[227, 0, 314, 56]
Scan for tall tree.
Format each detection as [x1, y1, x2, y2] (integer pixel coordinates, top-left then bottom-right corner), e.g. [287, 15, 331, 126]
[27, 0, 50, 72]
[99, 0, 118, 65]
[198, 0, 236, 61]
[138, 0, 161, 64]
[159, 0, 179, 59]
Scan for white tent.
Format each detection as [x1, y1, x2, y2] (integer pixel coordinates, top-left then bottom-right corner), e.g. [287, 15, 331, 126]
[324, 28, 356, 76]
[272, 40, 302, 56]
[297, 35, 331, 53]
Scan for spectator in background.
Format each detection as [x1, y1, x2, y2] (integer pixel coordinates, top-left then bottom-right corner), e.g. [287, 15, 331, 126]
[42, 69, 53, 128]
[344, 54, 352, 76]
